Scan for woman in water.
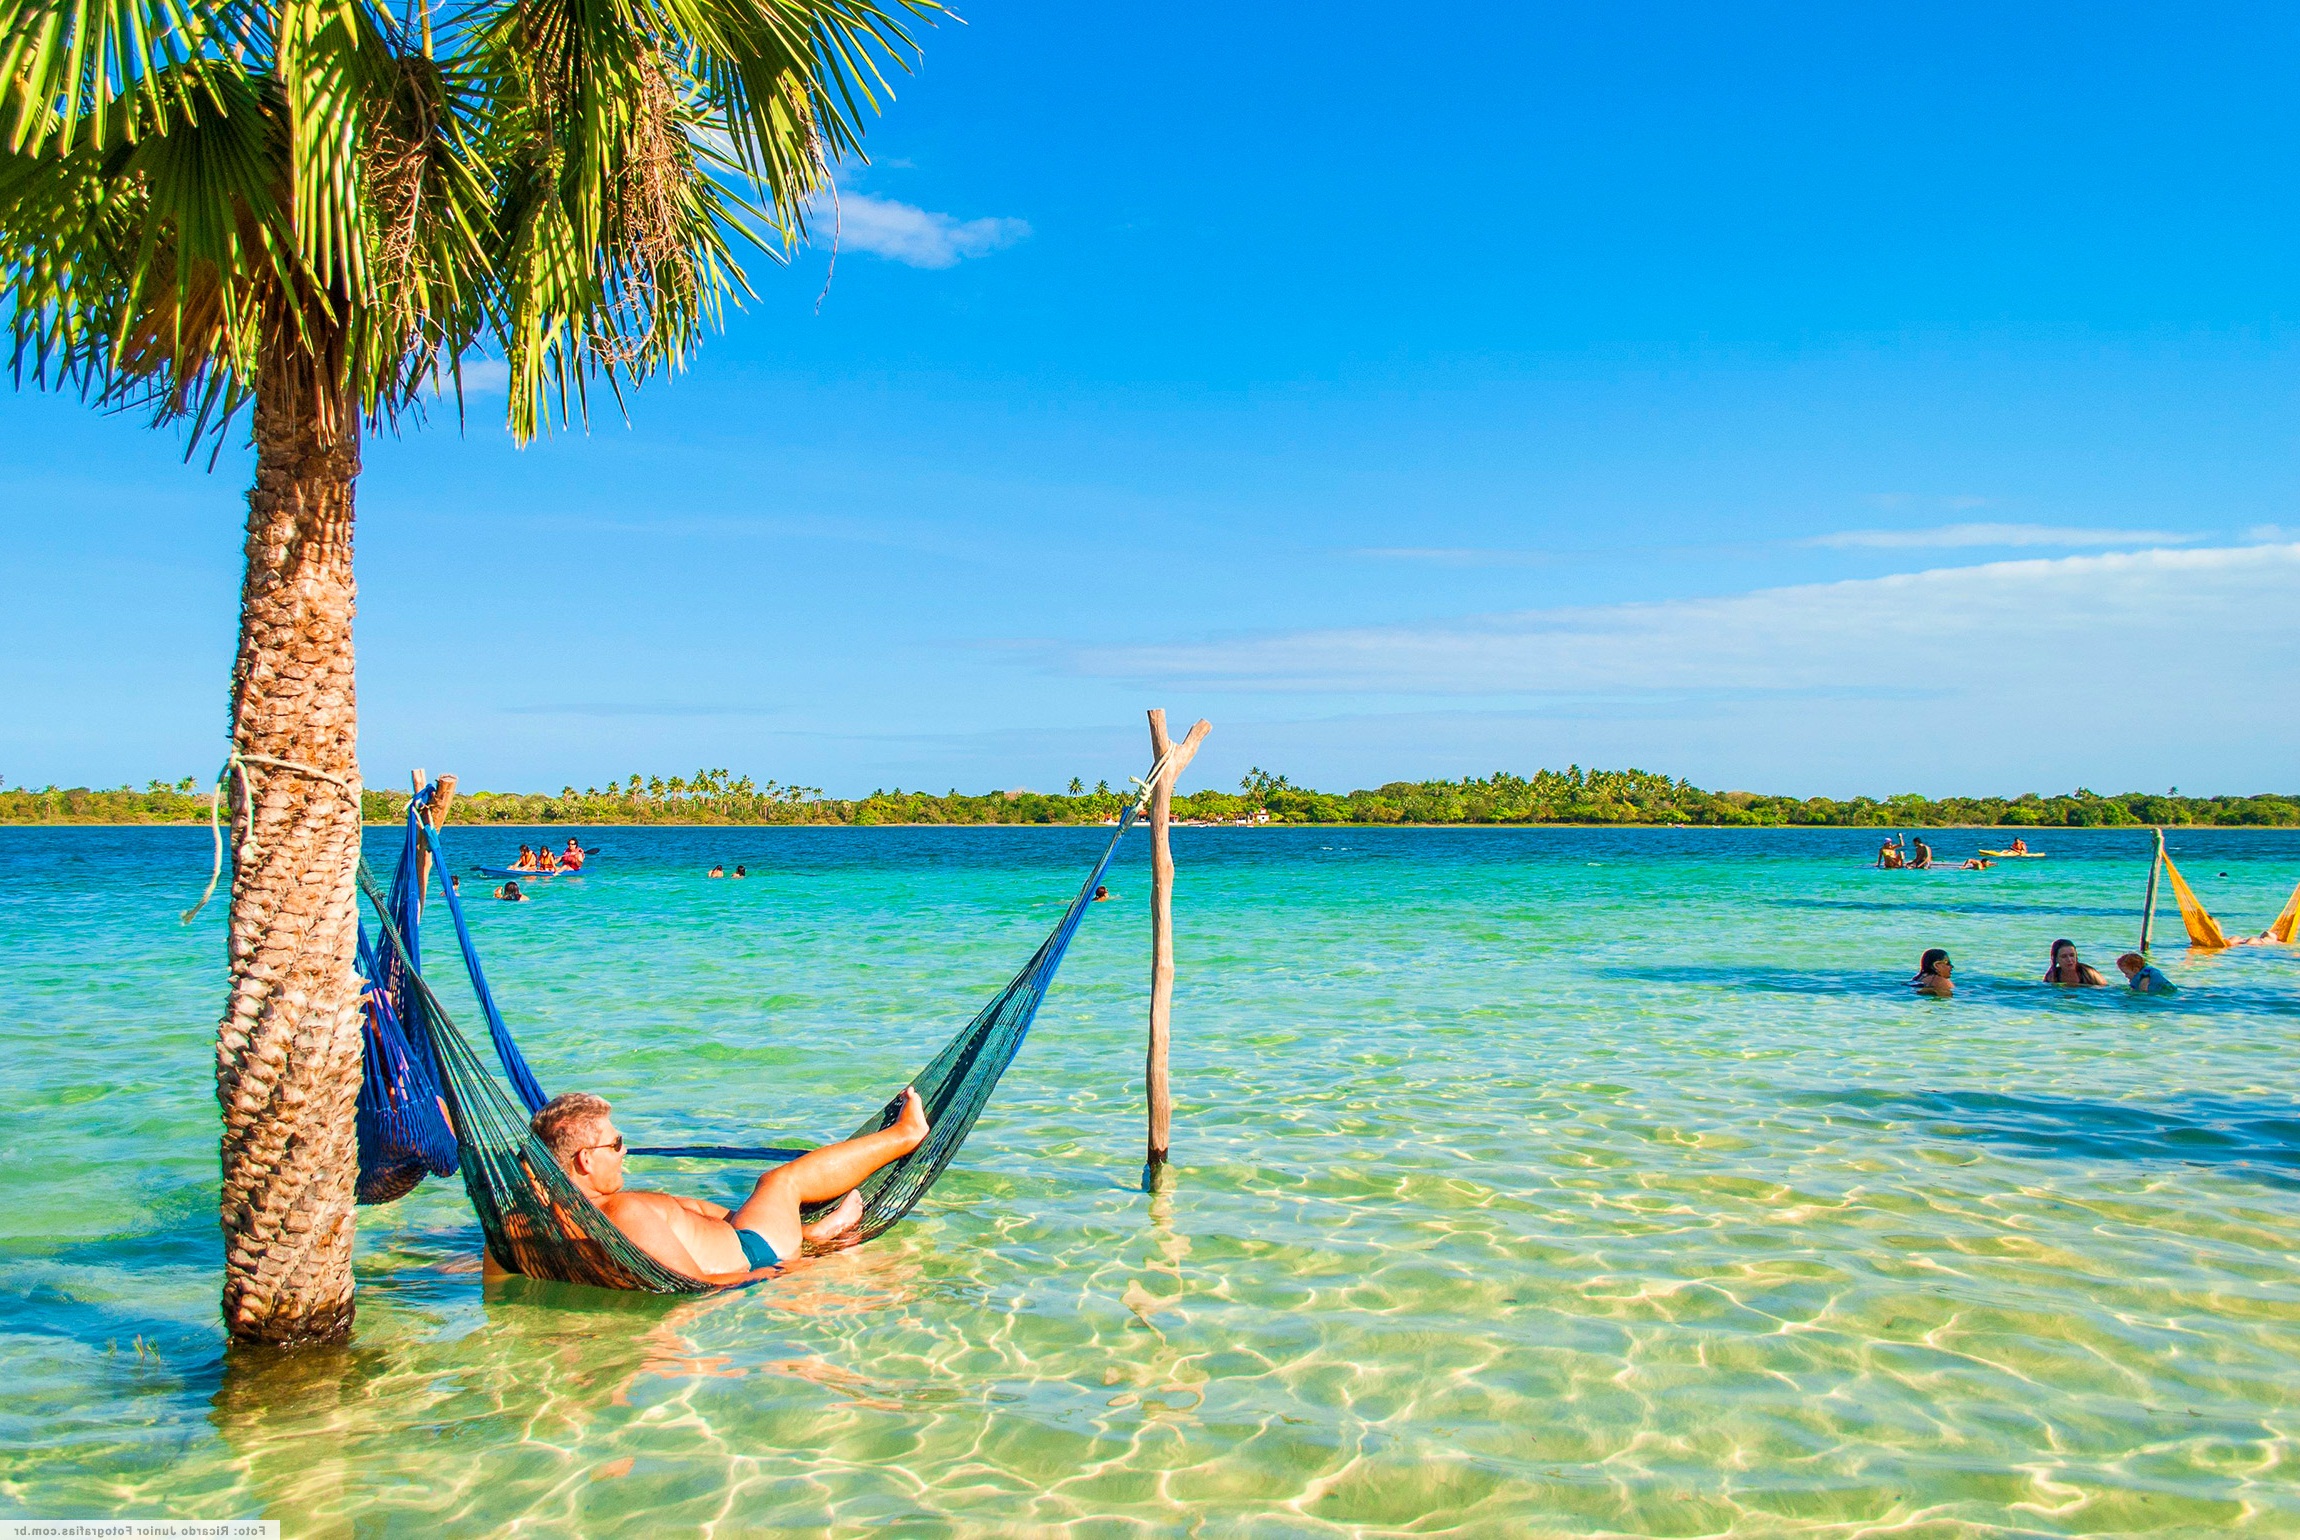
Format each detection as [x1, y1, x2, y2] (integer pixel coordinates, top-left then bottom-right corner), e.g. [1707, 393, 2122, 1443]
[2044, 939, 2105, 987]
[495, 879, 529, 902]
[1912, 948, 1954, 997]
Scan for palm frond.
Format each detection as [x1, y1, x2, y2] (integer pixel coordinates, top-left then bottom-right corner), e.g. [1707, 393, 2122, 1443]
[1, 0, 939, 445]
[0, 0, 226, 153]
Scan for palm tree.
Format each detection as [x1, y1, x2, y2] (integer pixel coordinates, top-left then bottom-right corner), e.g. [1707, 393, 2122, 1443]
[2, 0, 930, 1344]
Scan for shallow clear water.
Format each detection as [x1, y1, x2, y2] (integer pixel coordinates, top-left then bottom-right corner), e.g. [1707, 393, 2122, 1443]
[4, 824, 2298, 1536]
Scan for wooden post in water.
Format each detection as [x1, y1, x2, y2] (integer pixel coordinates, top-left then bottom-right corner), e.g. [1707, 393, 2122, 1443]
[2139, 827, 2164, 953]
[1145, 709, 1211, 1178]
[409, 768, 458, 912]
[410, 769, 427, 900]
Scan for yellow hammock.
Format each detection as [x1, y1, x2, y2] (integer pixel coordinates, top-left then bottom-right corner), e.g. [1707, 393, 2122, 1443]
[2157, 850, 2300, 949]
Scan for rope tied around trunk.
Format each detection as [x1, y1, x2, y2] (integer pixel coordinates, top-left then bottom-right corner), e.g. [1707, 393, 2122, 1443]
[181, 750, 362, 924]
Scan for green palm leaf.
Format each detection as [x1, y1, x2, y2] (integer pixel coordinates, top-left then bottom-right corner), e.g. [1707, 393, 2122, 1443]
[2, 0, 939, 440]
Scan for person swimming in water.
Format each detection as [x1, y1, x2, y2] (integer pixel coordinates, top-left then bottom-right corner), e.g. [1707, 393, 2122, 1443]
[733, 865, 747, 878]
[2044, 939, 2104, 986]
[707, 864, 725, 878]
[1093, 885, 1112, 902]
[496, 879, 529, 902]
[1960, 857, 1994, 870]
[2116, 952, 2177, 993]
[1912, 948, 1955, 997]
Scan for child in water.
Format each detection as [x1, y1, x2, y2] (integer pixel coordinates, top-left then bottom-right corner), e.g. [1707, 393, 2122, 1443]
[2117, 953, 2177, 993]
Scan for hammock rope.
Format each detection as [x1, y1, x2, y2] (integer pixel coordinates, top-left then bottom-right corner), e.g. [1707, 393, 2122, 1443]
[355, 790, 1149, 1291]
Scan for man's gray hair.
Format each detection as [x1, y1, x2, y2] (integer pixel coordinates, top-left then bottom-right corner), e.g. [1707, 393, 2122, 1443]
[531, 1092, 612, 1173]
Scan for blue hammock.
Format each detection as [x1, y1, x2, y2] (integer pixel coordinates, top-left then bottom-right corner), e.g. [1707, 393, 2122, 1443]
[354, 791, 1146, 1291]
[352, 784, 1147, 1288]
[354, 792, 548, 1203]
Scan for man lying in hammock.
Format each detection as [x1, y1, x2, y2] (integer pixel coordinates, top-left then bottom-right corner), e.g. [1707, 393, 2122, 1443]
[530, 1088, 931, 1280]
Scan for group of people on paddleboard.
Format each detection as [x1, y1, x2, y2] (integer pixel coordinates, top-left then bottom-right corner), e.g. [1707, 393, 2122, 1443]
[510, 839, 586, 874]
[1878, 833, 2028, 870]
[493, 838, 586, 900]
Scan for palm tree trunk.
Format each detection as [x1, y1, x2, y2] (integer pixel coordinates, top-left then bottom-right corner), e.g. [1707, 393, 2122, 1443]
[216, 344, 366, 1346]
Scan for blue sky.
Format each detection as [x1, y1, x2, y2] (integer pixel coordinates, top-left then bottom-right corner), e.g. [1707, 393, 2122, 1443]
[5, 2, 2296, 797]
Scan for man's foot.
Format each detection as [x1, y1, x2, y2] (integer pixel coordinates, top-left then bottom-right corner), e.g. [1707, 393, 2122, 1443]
[801, 1188, 864, 1244]
[893, 1086, 930, 1152]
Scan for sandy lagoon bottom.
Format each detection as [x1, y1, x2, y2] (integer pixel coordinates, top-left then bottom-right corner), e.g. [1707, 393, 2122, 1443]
[4, 823, 2298, 1536]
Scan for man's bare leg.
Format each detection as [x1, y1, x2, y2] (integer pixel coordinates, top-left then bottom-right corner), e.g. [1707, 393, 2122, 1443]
[802, 1190, 864, 1244]
[729, 1088, 930, 1260]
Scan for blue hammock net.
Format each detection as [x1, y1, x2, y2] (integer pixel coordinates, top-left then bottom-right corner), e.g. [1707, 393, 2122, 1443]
[354, 791, 1140, 1292]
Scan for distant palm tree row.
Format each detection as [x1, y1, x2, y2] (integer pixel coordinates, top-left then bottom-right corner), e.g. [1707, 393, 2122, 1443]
[11, 768, 2295, 828]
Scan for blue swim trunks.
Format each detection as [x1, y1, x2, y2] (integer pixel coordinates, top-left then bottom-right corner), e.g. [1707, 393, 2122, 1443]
[736, 1228, 785, 1270]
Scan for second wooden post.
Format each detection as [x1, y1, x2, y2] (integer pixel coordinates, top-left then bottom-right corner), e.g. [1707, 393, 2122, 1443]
[1145, 708, 1210, 1176]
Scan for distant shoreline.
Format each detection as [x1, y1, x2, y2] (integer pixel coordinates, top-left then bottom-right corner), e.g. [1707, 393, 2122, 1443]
[11, 820, 2298, 832]
[8, 769, 2295, 831]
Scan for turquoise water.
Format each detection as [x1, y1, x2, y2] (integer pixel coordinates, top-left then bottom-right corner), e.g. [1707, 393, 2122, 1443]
[4, 824, 2299, 1536]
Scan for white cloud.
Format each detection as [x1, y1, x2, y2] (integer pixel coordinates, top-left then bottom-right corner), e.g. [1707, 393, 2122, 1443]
[820, 191, 1030, 269]
[452, 358, 511, 394]
[1804, 522, 2200, 550]
[1066, 543, 2300, 700]
[424, 357, 509, 397]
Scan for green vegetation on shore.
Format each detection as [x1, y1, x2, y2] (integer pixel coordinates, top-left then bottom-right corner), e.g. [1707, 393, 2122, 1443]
[7, 767, 2297, 828]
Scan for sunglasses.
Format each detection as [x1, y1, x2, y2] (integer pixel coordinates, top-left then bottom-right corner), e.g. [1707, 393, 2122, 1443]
[580, 1135, 627, 1156]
